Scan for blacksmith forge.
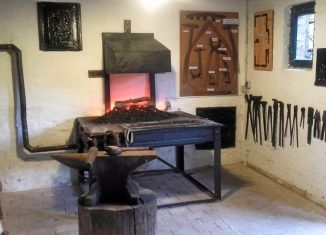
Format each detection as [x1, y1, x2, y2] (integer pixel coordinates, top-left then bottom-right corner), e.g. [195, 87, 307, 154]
[72, 28, 223, 208]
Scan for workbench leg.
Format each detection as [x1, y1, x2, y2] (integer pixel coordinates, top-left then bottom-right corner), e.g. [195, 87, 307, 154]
[176, 145, 184, 172]
[213, 127, 221, 200]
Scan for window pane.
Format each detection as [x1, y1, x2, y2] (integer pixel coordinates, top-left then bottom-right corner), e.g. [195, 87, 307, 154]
[295, 14, 314, 60]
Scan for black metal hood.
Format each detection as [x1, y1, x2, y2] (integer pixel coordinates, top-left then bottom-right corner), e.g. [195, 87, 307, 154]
[102, 33, 171, 74]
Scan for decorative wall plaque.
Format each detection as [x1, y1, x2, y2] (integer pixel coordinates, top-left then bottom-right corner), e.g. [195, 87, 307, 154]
[180, 11, 239, 96]
[254, 10, 274, 71]
[315, 48, 326, 87]
[37, 2, 82, 51]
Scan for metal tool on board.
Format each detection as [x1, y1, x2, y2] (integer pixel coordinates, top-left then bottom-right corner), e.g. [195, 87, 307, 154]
[207, 38, 224, 86]
[191, 47, 204, 79]
[182, 24, 199, 83]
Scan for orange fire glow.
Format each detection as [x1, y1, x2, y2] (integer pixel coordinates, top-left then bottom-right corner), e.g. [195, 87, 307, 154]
[107, 73, 151, 112]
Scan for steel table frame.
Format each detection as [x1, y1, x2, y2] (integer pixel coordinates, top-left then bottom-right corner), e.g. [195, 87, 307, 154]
[76, 112, 222, 208]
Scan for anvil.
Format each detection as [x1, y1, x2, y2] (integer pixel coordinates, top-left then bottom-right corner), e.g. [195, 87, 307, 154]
[52, 147, 156, 206]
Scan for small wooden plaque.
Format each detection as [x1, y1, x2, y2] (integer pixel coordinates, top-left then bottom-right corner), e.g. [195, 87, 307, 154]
[254, 10, 274, 71]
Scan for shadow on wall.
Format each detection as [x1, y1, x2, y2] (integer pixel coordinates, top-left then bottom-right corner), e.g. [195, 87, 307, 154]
[155, 68, 177, 101]
[27, 118, 77, 149]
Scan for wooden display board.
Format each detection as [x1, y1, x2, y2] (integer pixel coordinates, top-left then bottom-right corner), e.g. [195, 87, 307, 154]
[254, 10, 274, 71]
[180, 11, 239, 96]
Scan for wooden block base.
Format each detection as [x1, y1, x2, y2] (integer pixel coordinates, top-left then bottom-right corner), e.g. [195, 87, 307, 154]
[78, 188, 157, 235]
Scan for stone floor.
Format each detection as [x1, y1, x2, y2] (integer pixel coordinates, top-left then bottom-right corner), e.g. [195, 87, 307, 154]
[1, 164, 326, 235]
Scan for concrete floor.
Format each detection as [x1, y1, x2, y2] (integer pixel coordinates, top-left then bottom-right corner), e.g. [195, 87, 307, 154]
[1, 163, 326, 235]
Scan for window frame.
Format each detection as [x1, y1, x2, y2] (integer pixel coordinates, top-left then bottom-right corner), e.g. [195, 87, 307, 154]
[289, 1, 315, 68]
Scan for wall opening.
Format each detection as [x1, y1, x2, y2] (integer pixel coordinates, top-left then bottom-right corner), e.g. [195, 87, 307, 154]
[196, 106, 236, 149]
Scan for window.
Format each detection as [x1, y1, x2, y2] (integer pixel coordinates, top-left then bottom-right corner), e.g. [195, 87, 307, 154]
[289, 2, 315, 68]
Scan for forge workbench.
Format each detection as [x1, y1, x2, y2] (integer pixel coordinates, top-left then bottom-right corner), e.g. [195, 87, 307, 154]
[75, 111, 222, 208]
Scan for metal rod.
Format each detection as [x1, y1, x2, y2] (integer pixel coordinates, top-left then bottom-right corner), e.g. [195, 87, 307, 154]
[0, 44, 77, 160]
[149, 73, 156, 107]
[176, 145, 185, 171]
[213, 126, 222, 200]
[153, 157, 218, 208]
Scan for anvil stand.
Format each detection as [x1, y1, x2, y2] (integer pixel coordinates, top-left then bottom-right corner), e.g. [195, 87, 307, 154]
[52, 149, 157, 235]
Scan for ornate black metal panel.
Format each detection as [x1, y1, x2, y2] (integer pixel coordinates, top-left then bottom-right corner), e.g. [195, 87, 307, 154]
[37, 2, 82, 51]
[315, 48, 326, 87]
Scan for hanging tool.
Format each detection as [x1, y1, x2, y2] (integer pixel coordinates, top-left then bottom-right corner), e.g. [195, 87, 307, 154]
[313, 110, 321, 139]
[206, 38, 225, 86]
[223, 24, 239, 71]
[252, 96, 263, 145]
[307, 107, 314, 145]
[182, 24, 199, 83]
[245, 94, 254, 140]
[261, 101, 267, 141]
[221, 60, 231, 84]
[278, 101, 285, 147]
[300, 107, 305, 128]
[272, 99, 279, 148]
[266, 105, 273, 141]
[320, 111, 326, 141]
[191, 47, 204, 79]
[290, 105, 299, 147]
[284, 104, 292, 137]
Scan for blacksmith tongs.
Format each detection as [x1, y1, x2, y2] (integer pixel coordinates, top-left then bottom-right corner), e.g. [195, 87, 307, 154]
[320, 111, 326, 141]
[245, 94, 254, 140]
[307, 107, 314, 145]
[300, 107, 305, 128]
[313, 110, 321, 139]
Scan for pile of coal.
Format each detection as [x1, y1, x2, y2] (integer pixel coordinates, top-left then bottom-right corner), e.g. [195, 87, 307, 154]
[94, 105, 177, 124]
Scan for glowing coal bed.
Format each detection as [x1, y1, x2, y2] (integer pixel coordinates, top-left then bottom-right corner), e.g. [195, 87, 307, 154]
[94, 105, 177, 124]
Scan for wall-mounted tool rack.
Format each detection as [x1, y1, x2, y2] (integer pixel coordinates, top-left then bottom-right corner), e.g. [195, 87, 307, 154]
[180, 11, 239, 96]
[254, 10, 274, 71]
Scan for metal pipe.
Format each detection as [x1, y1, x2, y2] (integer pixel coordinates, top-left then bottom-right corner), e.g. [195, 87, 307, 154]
[0, 44, 77, 161]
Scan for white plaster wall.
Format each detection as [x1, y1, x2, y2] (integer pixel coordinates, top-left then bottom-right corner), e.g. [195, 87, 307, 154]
[247, 0, 326, 207]
[0, 0, 247, 192]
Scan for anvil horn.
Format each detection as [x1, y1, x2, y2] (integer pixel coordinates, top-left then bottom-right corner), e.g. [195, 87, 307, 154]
[52, 147, 98, 170]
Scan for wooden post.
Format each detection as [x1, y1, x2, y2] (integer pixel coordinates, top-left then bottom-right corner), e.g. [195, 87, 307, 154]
[78, 188, 157, 235]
